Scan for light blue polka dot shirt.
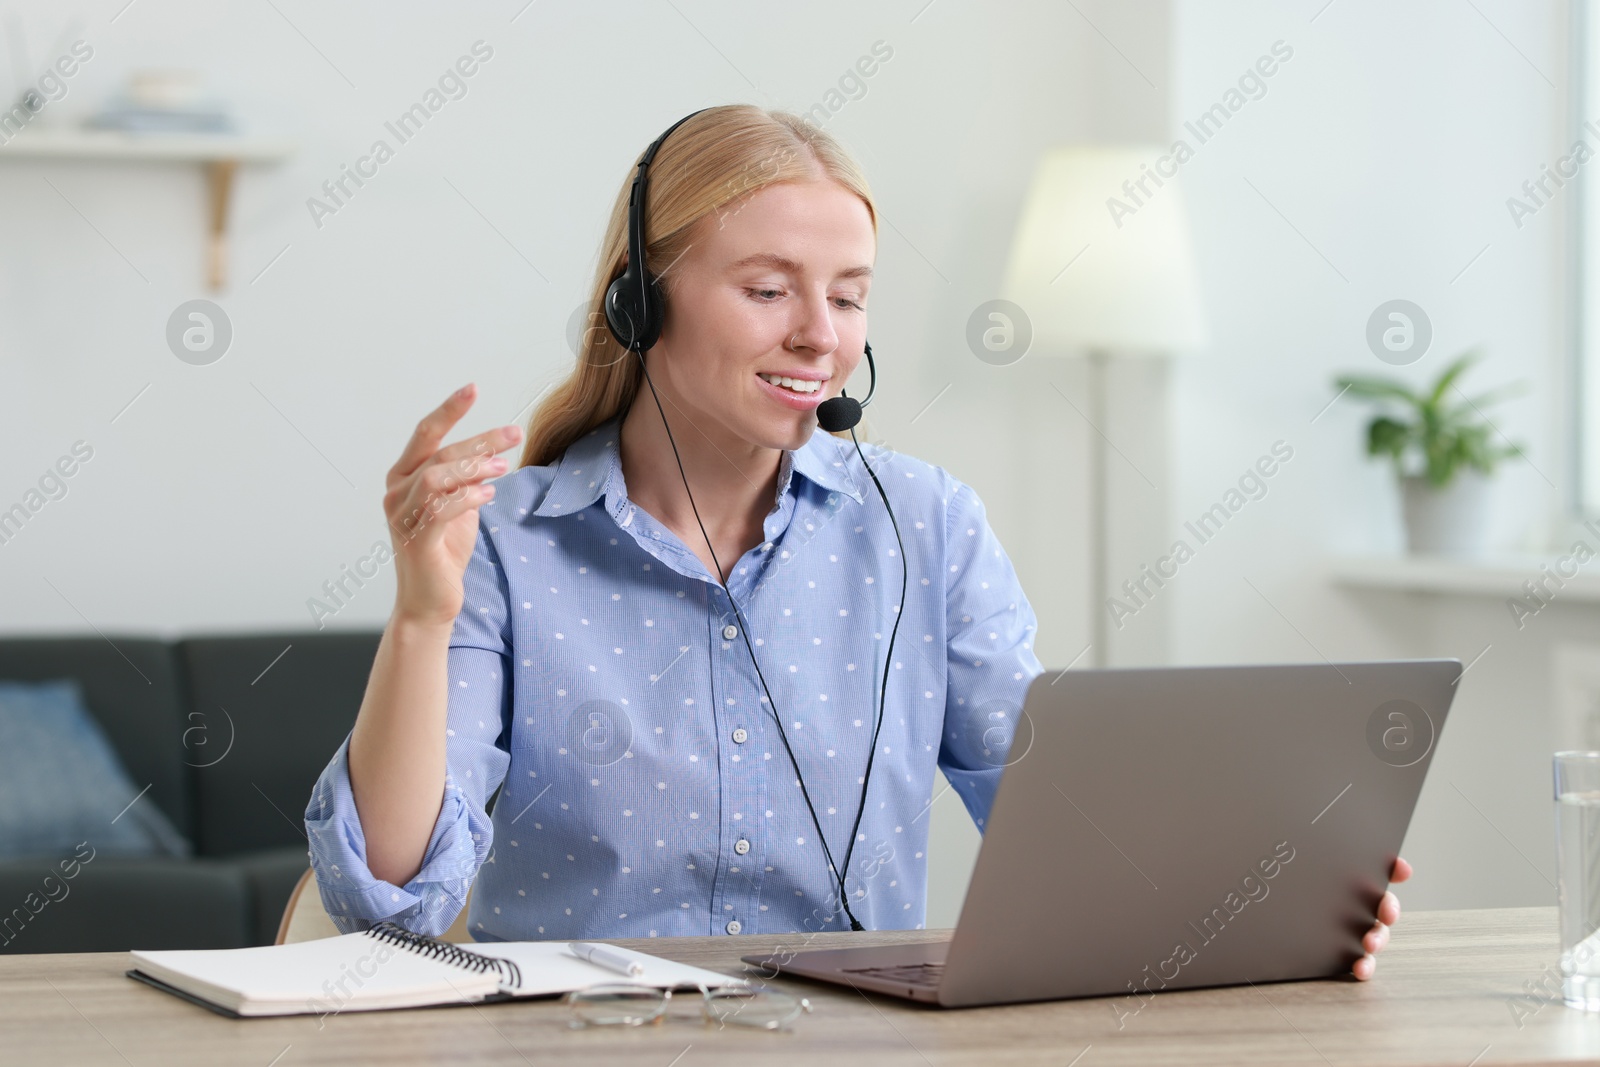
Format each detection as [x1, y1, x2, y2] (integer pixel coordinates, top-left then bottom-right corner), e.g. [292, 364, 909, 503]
[305, 412, 1044, 941]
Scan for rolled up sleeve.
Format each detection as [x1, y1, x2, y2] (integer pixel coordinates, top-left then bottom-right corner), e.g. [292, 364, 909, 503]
[304, 518, 514, 936]
[936, 479, 1044, 831]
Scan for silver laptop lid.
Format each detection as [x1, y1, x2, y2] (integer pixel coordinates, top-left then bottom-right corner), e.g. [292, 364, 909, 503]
[938, 659, 1459, 1008]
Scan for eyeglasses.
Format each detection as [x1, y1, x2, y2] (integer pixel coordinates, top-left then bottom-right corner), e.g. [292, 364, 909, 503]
[566, 982, 813, 1031]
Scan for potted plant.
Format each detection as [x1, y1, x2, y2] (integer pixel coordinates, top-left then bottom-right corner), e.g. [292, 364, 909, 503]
[1332, 349, 1526, 556]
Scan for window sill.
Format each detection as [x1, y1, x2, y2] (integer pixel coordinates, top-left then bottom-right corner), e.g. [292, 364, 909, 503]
[1328, 553, 1600, 603]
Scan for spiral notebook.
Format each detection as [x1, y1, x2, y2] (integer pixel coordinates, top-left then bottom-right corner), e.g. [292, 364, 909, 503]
[126, 921, 746, 1018]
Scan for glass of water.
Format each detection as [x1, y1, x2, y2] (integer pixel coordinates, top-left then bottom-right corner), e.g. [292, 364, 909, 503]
[1555, 751, 1600, 1009]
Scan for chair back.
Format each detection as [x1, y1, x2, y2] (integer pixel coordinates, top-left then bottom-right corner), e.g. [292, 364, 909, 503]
[277, 868, 475, 944]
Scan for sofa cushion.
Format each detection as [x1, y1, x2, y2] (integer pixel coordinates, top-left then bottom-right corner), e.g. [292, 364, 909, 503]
[0, 679, 192, 859]
[235, 844, 313, 946]
[180, 632, 381, 856]
[0, 851, 251, 953]
[0, 637, 190, 841]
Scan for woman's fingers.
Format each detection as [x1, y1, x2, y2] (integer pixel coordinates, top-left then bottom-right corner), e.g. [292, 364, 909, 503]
[431, 423, 522, 471]
[391, 463, 501, 543]
[413, 448, 505, 497]
[389, 383, 478, 482]
[1377, 888, 1401, 927]
[380, 384, 519, 628]
[387, 419, 520, 546]
[1351, 867, 1409, 981]
[383, 385, 522, 544]
[401, 482, 497, 536]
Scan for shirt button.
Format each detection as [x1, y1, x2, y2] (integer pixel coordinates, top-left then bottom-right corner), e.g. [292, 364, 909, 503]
[732, 727, 748, 744]
[723, 624, 738, 640]
[734, 839, 750, 855]
[726, 919, 743, 935]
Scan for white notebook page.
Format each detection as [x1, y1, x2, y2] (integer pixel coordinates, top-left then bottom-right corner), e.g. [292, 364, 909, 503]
[131, 932, 503, 1016]
[130, 933, 747, 1016]
[459, 940, 748, 998]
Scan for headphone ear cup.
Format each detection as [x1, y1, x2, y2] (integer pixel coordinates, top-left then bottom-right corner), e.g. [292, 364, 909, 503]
[604, 272, 646, 353]
[637, 274, 665, 351]
[606, 271, 668, 354]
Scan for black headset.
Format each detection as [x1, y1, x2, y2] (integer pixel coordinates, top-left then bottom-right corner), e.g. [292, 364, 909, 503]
[603, 107, 906, 932]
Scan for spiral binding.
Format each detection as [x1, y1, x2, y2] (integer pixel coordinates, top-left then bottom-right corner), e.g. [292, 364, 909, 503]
[365, 920, 523, 991]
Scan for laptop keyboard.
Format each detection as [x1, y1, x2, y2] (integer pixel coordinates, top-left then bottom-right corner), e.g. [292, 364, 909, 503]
[840, 961, 945, 987]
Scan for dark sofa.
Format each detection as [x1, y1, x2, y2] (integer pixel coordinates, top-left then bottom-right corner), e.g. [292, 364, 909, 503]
[0, 629, 383, 953]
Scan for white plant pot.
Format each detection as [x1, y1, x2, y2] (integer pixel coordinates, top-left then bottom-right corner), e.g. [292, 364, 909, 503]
[1399, 469, 1493, 556]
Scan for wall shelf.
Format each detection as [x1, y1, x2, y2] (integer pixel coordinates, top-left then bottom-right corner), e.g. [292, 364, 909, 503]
[1329, 553, 1600, 604]
[0, 128, 294, 289]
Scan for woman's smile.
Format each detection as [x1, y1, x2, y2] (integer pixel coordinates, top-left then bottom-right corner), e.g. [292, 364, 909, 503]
[755, 372, 827, 410]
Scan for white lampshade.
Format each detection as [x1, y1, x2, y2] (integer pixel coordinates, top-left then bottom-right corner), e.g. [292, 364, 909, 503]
[1000, 144, 1208, 355]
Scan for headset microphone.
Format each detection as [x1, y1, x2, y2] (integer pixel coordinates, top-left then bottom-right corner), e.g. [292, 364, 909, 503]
[605, 109, 907, 933]
[814, 340, 875, 433]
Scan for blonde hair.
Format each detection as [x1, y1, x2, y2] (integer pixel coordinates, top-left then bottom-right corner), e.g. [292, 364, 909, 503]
[518, 104, 878, 469]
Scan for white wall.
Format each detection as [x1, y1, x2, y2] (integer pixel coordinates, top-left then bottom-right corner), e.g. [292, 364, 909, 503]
[1162, 0, 1572, 910]
[1, 0, 1577, 925]
[0, 0, 1176, 928]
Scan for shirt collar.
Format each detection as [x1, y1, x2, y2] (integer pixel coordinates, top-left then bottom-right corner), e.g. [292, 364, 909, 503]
[530, 414, 864, 518]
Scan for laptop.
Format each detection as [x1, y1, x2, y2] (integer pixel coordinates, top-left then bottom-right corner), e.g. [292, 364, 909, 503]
[742, 659, 1460, 1008]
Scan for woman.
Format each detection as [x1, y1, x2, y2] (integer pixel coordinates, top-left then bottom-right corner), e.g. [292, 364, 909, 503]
[304, 104, 1405, 977]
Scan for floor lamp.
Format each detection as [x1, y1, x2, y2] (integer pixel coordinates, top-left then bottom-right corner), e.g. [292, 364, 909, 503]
[1000, 145, 1207, 668]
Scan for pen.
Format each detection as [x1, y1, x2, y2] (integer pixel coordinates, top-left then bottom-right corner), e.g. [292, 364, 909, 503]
[569, 941, 645, 978]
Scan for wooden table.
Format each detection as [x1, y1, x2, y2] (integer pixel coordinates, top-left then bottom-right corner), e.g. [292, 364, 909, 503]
[5, 907, 1599, 1066]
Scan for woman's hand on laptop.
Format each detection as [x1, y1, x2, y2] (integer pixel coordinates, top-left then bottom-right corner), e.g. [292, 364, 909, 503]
[1351, 856, 1411, 980]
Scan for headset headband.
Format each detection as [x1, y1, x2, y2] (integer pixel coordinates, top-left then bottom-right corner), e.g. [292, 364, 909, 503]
[606, 108, 712, 353]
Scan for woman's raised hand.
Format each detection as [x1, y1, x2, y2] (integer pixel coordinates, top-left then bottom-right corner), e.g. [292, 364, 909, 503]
[383, 383, 522, 629]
